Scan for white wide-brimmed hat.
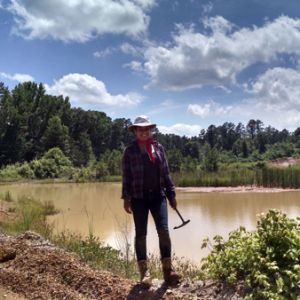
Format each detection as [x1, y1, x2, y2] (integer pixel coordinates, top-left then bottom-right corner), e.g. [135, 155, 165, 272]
[128, 115, 156, 132]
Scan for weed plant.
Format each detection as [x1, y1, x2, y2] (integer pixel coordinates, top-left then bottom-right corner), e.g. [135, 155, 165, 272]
[201, 210, 300, 299]
[0, 194, 56, 238]
[0, 191, 13, 202]
[52, 230, 136, 277]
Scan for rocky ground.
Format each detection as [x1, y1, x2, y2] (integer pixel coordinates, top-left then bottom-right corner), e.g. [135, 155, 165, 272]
[0, 231, 245, 300]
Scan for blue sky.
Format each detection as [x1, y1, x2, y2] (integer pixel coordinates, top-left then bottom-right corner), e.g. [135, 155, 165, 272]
[1, 0, 300, 137]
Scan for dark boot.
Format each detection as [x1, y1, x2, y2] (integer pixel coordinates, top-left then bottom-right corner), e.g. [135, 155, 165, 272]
[161, 257, 181, 286]
[137, 260, 152, 288]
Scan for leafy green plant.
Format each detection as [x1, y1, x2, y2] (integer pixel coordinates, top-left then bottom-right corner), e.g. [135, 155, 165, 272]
[17, 162, 35, 179]
[201, 210, 300, 299]
[0, 164, 21, 181]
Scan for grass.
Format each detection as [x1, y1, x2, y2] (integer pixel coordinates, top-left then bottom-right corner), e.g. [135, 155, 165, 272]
[0, 191, 13, 202]
[173, 161, 300, 188]
[0, 194, 56, 238]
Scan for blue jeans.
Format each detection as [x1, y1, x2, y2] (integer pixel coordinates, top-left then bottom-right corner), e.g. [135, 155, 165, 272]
[131, 192, 171, 261]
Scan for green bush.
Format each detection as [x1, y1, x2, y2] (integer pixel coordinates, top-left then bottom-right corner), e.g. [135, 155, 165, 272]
[0, 164, 21, 180]
[94, 161, 109, 179]
[201, 210, 300, 299]
[30, 148, 72, 179]
[17, 162, 35, 179]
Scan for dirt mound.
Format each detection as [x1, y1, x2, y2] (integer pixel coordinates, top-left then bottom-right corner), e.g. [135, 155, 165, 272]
[0, 231, 244, 299]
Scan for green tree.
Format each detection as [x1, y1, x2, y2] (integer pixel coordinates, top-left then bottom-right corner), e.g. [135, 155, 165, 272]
[101, 150, 122, 175]
[218, 122, 238, 151]
[203, 143, 219, 172]
[42, 116, 70, 154]
[183, 141, 199, 159]
[247, 119, 263, 139]
[69, 132, 95, 167]
[167, 148, 183, 172]
[205, 125, 218, 147]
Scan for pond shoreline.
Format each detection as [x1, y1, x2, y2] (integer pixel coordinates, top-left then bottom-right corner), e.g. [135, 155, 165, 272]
[1, 180, 300, 193]
[177, 185, 300, 193]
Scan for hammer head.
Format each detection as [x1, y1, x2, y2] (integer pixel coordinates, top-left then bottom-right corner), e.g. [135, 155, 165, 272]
[173, 219, 190, 230]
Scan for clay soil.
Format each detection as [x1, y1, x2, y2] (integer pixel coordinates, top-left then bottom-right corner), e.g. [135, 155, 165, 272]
[0, 231, 245, 300]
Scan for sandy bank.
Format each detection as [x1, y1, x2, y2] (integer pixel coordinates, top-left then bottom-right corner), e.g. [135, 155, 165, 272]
[177, 186, 300, 193]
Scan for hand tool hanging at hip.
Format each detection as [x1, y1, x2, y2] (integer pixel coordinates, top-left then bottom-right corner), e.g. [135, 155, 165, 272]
[173, 208, 190, 229]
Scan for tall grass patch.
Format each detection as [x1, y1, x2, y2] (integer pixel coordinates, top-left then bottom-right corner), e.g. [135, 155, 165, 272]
[262, 164, 300, 188]
[1, 195, 57, 238]
[52, 230, 138, 278]
[174, 163, 258, 187]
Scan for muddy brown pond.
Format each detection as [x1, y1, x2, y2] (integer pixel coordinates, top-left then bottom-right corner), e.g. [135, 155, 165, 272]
[1, 182, 299, 264]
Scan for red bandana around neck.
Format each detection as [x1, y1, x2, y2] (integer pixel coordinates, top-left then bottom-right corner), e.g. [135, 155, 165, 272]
[137, 138, 156, 162]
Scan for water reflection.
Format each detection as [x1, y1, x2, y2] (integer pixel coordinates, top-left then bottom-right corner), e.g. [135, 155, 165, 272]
[0, 182, 299, 264]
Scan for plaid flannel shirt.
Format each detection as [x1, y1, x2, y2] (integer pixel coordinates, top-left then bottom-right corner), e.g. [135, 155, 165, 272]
[121, 140, 176, 201]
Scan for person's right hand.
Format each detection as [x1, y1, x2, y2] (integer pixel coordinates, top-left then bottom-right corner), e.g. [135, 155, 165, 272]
[123, 199, 132, 214]
[169, 198, 177, 210]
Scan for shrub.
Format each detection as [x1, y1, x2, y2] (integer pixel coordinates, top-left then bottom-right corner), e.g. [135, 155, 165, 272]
[30, 148, 72, 179]
[201, 210, 300, 299]
[94, 161, 109, 179]
[17, 162, 35, 179]
[0, 164, 21, 180]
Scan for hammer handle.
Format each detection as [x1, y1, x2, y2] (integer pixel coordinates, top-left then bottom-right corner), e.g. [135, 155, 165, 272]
[175, 207, 185, 222]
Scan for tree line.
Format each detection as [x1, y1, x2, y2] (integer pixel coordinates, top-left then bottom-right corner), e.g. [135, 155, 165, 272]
[1, 81, 300, 177]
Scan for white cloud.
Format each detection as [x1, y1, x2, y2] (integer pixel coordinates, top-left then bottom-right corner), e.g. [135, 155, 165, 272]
[132, 0, 156, 10]
[94, 43, 142, 59]
[93, 48, 116, 58]
[203, 15, 233, 34]
[45, 73, 142, 107]
[187, 67, 300, 130]
[202, 2, 213, 15]
[124, 60, 143, 72]
[188, 100, 233, 118]
[7, 0, 156, 42]
[139, 16, 300, 90]
[120, 42, 141, 56]
[247, 67, 300, 111]
[158, 123, 202, 137]
[0, 72, 34, 82]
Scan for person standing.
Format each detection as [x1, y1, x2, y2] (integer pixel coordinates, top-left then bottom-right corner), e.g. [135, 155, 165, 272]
[121, 115, 181, 288]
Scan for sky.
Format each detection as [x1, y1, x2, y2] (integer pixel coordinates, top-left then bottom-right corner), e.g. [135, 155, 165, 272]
[1, 0, 300, 137]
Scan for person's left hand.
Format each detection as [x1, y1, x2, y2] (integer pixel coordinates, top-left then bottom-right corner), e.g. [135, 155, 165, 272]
[169, 198, 177, 210]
